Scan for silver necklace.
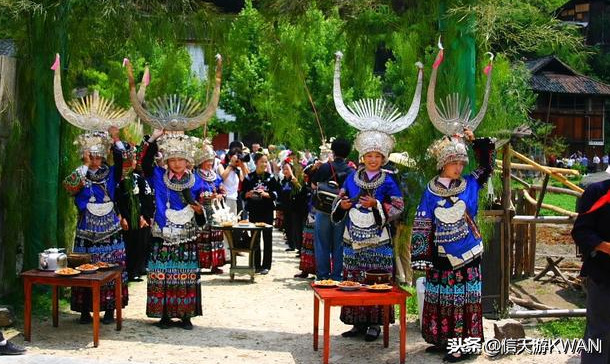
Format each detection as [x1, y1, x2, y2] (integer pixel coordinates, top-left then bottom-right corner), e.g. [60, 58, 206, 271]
[427, 176, 467, 197]
[197, 168, 217, 183]
[353, 167, 386, 190]
[163, 170, 195, 192]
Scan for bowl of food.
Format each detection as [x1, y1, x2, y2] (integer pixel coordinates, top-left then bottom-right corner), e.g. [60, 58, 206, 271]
[313, 279, 339, 288]
[367, 283, 392, 292]
[338, 281, 361, 291]
[55, 267, 80, 276]
[76, 263, 99, 274]
[254, 222, 268, 228]
[94, 261, 117, 270]
[67, 253, 91, 268]
[364, 269, 392, 285]
[220, 221, 234, 227]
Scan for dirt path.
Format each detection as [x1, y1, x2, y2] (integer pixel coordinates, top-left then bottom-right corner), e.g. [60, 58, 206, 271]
[5, 230, 581, 363]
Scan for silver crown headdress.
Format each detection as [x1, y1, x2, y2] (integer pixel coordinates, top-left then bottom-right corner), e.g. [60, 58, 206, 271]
[333, 51, 423, 161]
[194, 137, 216, 166]
[157, 133, 202, 165]
[426, 38, 494, 169]
[52, 53, 148, 158]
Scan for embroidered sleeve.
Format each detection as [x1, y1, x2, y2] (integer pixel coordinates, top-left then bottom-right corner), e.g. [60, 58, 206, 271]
[382, 178, 404, 222]
[470, 137, 496, 187]
[331, 188, 348, 223]
[63, 168, 86, 195]
[410, 196, 435, 270]
[138, 139, 158, 178]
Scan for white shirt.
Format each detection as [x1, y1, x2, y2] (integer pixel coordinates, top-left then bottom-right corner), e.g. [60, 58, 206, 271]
[223, 168, 239, 200]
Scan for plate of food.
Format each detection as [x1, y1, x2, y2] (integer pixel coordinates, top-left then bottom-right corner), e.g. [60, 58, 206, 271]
[338, 281, 361, 291]
[76, 263, 99, 274]
[313, 279, 339, 288]
[220, 221, 234, 227]
[55, 267, 81, 276]
[94, 262, 117, 270]
[254, 222, 268, 228]
[367, 283, 392, 292]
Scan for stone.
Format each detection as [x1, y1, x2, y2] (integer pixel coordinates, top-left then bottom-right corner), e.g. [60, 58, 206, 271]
[0, 306, 15, 327]
[493, 319, 525, 340]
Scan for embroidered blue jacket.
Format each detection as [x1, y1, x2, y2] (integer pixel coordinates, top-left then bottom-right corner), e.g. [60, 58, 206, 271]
[411, 138, 495, 270]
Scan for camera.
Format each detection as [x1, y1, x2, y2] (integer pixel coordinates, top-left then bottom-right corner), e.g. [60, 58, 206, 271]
[227, 146, 251, 165]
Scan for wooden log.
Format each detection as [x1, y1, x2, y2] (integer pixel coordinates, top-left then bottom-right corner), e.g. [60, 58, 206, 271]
[512, 215, 576, 224]
[510, 173, 531, 189]
[522, 190, 578, 217]
[496, 160, 580, 176]
[509, 150, 584, 193]
[530, 185, 582, 197]
[509, 309, 586, 318]
[509, 296, 556, 310]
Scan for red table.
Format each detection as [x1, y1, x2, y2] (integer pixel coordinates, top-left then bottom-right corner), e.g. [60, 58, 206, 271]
[21, 268, 123, 347]
[312, 284, 410, 364]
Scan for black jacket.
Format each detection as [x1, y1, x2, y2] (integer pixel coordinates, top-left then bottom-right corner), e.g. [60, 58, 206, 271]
[311, 159, 354, 187]
[241, 171, 280, 214]
[571, 179, 610, 286]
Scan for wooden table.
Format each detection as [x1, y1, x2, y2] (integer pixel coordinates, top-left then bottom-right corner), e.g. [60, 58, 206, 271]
[21, 268, 123, 347]
[211, 224, 272, 282]
[312, 284, 410, 364]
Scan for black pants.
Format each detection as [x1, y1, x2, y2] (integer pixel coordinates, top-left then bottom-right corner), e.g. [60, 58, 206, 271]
[123, 227, 151, 278]
[284, 209, 305, 250]
[582, 278, 610, 364]
[249, 209, 274, 270]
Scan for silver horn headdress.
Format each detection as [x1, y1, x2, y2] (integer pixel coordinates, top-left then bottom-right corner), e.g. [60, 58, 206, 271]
[333, 51, 423, 160]
[426, 38, 494, 169]
[52, 53, 148, 158]
[427, 37, 494, 136]
[124, 54, 222, 132]
[52, 53, 148, 131]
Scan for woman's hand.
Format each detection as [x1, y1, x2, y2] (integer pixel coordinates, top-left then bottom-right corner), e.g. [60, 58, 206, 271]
[340, 197, 353, 210]
[108, 126, 120, 141]
[463, 128, 475, 142]
[191, 203, 203, 215]
[150, 128, 165, 141]
[359, 195, 378, 209]
[83, 150, 91, 167]
[261, 191, 270, 199]
[245, 190, 254, 199]
[120, 217, 129, 231]
[139, 216, 150, 228]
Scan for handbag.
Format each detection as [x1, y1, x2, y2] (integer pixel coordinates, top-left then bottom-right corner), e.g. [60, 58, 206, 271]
[313, 163, 341, 214]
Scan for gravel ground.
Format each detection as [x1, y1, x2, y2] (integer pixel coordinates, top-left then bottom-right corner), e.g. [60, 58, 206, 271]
[3, 229, 581, 364]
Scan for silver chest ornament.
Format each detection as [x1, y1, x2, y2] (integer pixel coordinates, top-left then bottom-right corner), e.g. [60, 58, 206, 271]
[86, 195, 114, 217]
[165, 205, 195, 226]
[434, 197, 466, 224]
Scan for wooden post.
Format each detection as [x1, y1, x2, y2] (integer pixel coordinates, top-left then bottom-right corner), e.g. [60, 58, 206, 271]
[514, 190, 525, 278]
[527, 188, 537, 276]
[501, 144, 513, 313]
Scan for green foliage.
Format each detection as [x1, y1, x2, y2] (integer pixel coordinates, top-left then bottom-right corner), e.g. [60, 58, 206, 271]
[538, 318, 586, 339]
[448, 0, 589, 68]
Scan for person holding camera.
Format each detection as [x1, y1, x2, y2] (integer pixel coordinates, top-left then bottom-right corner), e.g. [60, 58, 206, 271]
[242, 152, 281, 274]
[311, 138, 354, 281]
[218, 141, 250, 216]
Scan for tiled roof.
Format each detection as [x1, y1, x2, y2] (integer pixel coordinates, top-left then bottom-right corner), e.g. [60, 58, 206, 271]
[526, 55, 610, 95]
[0, 39, 15, 57]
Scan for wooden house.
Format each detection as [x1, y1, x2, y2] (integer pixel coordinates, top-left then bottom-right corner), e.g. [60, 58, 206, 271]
[526, 56, 610, 156]
[555, 0, 610, 49]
